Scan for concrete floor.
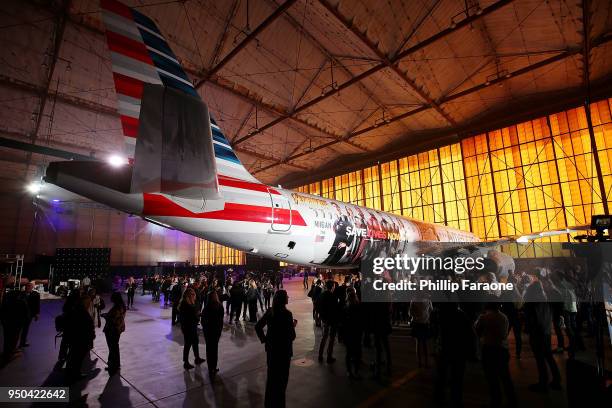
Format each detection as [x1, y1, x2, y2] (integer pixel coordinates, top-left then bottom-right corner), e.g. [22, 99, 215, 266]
[0, 279, 570, 408]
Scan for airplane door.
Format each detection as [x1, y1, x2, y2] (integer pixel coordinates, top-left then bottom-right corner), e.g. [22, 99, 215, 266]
[268, 189, 291, 232]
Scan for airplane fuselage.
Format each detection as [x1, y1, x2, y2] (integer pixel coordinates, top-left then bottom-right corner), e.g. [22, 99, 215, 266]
[48, 168, 479, 269]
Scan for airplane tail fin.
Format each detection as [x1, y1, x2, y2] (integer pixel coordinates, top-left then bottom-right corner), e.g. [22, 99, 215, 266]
[100, 0, 257, 199]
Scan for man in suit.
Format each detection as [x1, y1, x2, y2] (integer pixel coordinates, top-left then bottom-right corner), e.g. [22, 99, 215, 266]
[20, 282, 40, 348]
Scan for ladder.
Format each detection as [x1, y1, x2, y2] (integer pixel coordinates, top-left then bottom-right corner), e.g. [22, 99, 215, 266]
[1, 254, 25, 290]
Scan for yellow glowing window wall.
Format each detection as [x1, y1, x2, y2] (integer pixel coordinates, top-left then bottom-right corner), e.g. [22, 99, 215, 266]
[293, 100, 609, 244]
[334, 171, 365, 206]
[321, 178, 334, 199]
[308, 182, 321, 196]
[439, 144, 469, 231]
[363, 165, 382, 210]
[462, 134, 499, 239]
[380, 161, 401, 214]
[195, 239, 245, 265]
[399, 150, 445, 224]
[488, 119, 566, 242]
[591, 99, 612, 210]
[550, 107, 604, 225]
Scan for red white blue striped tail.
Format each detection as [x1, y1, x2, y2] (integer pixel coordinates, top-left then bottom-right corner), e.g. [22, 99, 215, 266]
[100, 0, 258, 183]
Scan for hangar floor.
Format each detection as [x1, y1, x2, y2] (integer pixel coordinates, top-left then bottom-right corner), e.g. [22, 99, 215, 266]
[0, 280, 568, 408]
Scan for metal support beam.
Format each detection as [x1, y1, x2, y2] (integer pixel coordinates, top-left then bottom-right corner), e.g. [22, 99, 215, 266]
[29, 2, 69, 142]
[581, 0, 609, 214]
[235, 0, 514, 145]
[2, 75, 284, 169]
[195, 0, 298, 88]
[266, 0, 408, 133]
[256, 35, 612, 175]
[205, 76, 370, 152]
[233, 146, 308, 171]
[0, 73, 117, 117]
[0, 133, 96, 162]
[208, 0, 240, 70]
[318, 0, 458, 128]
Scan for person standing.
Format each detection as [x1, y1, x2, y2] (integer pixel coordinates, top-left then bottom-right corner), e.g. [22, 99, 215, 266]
[20, 282, 40, 348]
[255, 290, 296, 408]
[432, 302, 476, 407]
[247, 280, 259, 323]
[340, 288, 362, 379]
[202, 291, 224, 381]
[65, 294, 95, 382]
[524, 278, 562, 392]
[171, 279, 184, 325]
[1, 283, 28, 364]
[179, 288, 204, 369]
[372, 301, 392, 377]
[263, 279, 273, 309]
[224, 277, 233, 315]
[87, 288, 104, 328]
[475, 302, 517, 408]
[81, 276, 91, 292]
[229, 281, 244, 323]
[302, 269, 309, 290]
[162, 277, 171, 307]
[126, 277, 136, 310]
[102, 292, 126, 375]
[409, 297, 432, 368]
[317, 280, 339, 363]
[309, 280, 323, 327]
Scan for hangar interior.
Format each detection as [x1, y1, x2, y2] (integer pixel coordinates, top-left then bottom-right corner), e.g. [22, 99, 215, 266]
[2, 0, 612, 265]
[1, 1, 612, 407]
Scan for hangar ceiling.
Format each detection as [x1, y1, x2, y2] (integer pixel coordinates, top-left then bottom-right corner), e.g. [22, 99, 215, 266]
[1, 0, 611, 189]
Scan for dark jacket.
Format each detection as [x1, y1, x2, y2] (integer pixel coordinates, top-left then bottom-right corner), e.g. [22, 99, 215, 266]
[524, 281, 552, 336]
[171, 284, 183, 305]
[65, 305, 95, 350]
[179, 301, 199, 333]
[202, 302, 224, 338]
[230, 284, 245, 304]
[255, 308, 296, 357]
[317, 290, 340, 324]
[340, 302, 363, 341]
[432, 304, 476, 360]
[246, 287, 259, 302]
[25, 290, 40, 319]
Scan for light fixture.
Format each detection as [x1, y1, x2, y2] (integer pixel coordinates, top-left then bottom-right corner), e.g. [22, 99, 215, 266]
[108, 154, 127, 167]
[52, 199, 60, 203]
[27, 182, 42, 194]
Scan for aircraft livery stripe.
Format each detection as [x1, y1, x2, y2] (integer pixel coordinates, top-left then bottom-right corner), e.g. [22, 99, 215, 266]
[217, 176, 279, 195]
[101, 0, 132, 19]
[112, 72, 144, 99]
[106, 30, 153, 65]
[120, 115, 138, 138]
[142, 194, 306, 226]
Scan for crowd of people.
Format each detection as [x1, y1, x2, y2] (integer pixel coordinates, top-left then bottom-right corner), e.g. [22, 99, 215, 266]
[0, 259, 606, 407]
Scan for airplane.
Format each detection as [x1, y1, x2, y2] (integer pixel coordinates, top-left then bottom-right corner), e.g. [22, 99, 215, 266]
[43, 0, 582, 270]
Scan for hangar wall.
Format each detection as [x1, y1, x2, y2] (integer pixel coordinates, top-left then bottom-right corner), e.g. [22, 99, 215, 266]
[296, 99, 612, 244]
[195, 239, 245, 266]
[0, 193, 195, 265]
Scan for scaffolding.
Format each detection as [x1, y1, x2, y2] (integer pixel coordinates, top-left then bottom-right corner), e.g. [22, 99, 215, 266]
[1, 254, 25, 290]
